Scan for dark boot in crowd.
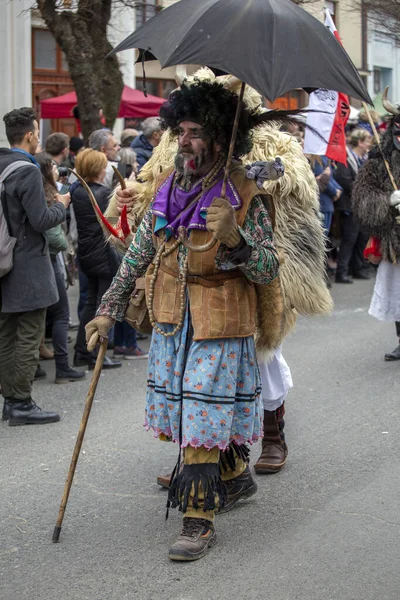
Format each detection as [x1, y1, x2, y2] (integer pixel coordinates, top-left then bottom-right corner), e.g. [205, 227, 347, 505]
[218, 466, 258, 514]
[352, 270, 371, 280]
[384, 322, 400, 361]
[74, 351, 122, 370]
[55, 366, 86, 384]
[34, 365, 47, 380]
[254, 405, 288, 474]
[335, 274, 353, 284]
[384, 343, 400, 361]
[2, 398, 60, 426]
[168, 518, 217, 562]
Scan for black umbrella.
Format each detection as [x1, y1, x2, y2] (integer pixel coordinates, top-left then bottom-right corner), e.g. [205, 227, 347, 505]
[111, 0, 371, 104]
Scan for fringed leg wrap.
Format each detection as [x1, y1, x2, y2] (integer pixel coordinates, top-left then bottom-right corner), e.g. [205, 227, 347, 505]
[219, 443, 250, 473]
[168, 462, 227, 513]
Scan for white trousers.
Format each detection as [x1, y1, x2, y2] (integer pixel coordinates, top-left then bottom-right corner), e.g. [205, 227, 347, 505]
[258, 347, 293, 411]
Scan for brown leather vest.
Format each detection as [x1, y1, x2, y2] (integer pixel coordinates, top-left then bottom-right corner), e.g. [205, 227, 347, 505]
[145, 166, 266, 340]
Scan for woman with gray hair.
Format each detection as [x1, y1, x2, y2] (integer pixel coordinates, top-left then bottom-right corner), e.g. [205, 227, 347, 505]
[117, 147, 139, 181]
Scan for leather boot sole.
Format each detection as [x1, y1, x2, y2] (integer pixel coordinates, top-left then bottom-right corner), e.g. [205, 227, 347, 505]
[9, 415, 60, 426]
[55, 376, 85, 384]
[384, 353, 400, 361]
[156, 473, 171, 489]
[254, 457, 287, 474]
[168, 531, 217, 561]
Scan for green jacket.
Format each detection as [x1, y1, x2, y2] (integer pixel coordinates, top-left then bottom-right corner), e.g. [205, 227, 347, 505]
[45, 224, 68, 255]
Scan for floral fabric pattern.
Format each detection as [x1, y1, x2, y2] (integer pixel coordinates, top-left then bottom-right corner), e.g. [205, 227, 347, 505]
[96, 192, 278, 450]
[145, 309, 263, 450]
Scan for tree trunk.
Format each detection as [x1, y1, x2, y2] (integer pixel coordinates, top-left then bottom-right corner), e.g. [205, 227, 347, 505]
[37, 1, 124, 141]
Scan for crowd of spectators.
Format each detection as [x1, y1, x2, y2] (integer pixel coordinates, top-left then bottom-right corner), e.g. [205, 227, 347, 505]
[0, 109, 158, 426]
[285, 114, 378, 287]
[0, 103, 388, 426]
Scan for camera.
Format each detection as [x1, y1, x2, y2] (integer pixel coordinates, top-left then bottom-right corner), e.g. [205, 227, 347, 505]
[58, 166, 69, 178]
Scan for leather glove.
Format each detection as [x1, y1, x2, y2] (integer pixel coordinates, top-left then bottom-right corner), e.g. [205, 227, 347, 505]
[85, 316, 115, 352]
[116, 186, 136, 213]
[206, 197, 241, 248]
[390, 190, 400, 211]
[245, 158, 284, 188]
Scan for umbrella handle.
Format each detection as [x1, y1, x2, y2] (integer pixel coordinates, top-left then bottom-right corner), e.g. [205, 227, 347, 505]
[221, 81, 246, 197]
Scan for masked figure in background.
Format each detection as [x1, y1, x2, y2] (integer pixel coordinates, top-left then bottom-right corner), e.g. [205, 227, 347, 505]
[86, 79, 282, 561]
[352, 88, 400, 361]
[105, 69, 332, 484]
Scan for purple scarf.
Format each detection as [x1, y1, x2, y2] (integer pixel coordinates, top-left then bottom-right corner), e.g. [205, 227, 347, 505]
[152, 170, 242, 237]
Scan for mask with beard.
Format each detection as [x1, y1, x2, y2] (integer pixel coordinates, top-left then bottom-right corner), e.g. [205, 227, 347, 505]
[175, 138, 216, 177]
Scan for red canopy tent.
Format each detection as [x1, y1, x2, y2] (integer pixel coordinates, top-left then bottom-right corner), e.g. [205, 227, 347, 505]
[40, 86, 165, 119]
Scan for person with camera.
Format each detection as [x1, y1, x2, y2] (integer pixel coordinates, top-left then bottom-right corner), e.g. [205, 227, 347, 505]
[36, 152, 86, 384]
[0, 108, 70, 426]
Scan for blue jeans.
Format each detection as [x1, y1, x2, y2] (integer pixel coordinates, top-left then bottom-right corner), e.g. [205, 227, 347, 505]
[322, 212, 333, 237]
[47, 254, 70, 371]
[114, 321, 137, 348]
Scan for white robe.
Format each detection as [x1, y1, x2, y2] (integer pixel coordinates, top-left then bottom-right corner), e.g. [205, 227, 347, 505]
[258, 347, 293, 411]
[369, 261, 400, 322]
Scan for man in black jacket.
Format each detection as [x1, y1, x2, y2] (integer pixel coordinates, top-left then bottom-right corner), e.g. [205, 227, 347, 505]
[131, 117, 162, 171]
[0, 108, 70, 426]
[334, 128, 372, 283]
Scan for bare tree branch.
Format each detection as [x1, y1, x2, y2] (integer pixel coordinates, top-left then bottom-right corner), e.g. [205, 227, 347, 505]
[353, 0, 400, 38]
[35, 0, 125, 140]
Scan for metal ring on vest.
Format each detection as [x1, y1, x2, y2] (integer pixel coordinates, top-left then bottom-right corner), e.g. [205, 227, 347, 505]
[178, 226, 218, 253]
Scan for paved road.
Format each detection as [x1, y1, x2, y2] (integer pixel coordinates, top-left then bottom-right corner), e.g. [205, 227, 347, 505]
[1, 279, 399, 600]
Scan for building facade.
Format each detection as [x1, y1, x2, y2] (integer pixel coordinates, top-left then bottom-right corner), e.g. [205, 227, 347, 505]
[0, 0, 32, 146]
[1, 0, 398, 146]
[367, 24, 400, 105]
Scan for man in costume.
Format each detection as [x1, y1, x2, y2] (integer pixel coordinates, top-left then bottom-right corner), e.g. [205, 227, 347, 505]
[352, 90, 400, 361]
[86, 79, 280, 561]
[90, 71, 331, 561]
[105, 69, 331, 483]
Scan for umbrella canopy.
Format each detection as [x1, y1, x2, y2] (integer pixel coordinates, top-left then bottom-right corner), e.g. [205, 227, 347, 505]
[40, 87, 165, 119]
[111, 0, 371, 104]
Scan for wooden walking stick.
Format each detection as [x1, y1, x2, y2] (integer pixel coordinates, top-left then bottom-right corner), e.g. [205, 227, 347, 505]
[361, 99, 398, 191]
[52, 335, 108, 543]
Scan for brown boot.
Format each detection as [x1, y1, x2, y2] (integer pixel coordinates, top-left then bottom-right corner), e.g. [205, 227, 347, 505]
[254, 405, 288, 474]
[168, 518, 217, 561]
[156, 472, 172, 489]
[39, 338, 54, 360]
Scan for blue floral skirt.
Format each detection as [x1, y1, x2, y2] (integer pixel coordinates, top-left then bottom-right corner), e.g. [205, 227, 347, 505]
[144, 310, 263, 450]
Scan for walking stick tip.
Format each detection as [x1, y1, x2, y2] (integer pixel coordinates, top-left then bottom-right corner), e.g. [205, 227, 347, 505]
[52, 525, 62, 543]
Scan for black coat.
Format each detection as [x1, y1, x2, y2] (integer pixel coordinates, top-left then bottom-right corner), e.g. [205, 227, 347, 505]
[353, 147, 400, 262]
[0, 148, 65, 312]
[333, 152, 359, 213]
[71, 182, 121, 278]
[131, 134, 153, 171]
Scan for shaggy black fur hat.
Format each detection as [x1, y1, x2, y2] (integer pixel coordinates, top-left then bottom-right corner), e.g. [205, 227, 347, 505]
[159, 80, 257, 157]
